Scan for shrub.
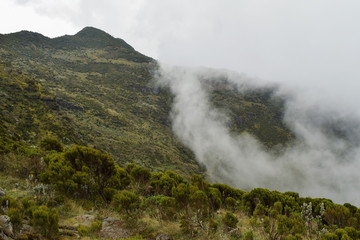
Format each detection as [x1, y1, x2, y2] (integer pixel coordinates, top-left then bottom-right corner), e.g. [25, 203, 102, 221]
[128, 164, 151, 184]
[190, 190, 208, 213]
[321, 233, 339, 240]
[324, 204, 351, 228]
[41, 145, 121, 199]
[208, 187, 222, 211]
[211, 183, 244, 202]
[224, 197, 237, 211]
[285, 234, 303, 240]
[0, 195, 18, 209]
[31, 205, 58, 237]
[277, 215, 293, 236]
[39, 136, 63, 152]
[191, 174, 208, 191]
[335, 229, 347, 239]
[112, 190, 140, 214]
[223, 212, 238, 229]
[273, 201, 283, 215]
[253, 203, 267, 217]
[77, 225, 90, 236]
[7, 207, 22, 228]
[243, 231, 254, 240]
[89, 220, 102, 232]
[151, 171, 184, 196]
[172, 183, 190, 207]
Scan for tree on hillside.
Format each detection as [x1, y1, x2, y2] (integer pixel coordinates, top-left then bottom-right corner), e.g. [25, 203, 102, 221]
[41, 145, 123, 199]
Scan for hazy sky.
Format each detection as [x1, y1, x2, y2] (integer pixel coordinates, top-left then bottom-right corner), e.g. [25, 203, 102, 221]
[1, 0, 360, 91]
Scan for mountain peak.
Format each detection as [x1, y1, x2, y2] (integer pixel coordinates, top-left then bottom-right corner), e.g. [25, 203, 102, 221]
[69, 26, 134, 50]
[75, 26, 112, 38]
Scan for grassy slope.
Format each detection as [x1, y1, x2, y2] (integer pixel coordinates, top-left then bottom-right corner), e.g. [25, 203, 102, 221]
[0, 27, 293, 177]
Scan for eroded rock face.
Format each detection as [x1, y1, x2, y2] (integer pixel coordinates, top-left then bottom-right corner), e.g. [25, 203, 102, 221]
[0, 215, 13, 238]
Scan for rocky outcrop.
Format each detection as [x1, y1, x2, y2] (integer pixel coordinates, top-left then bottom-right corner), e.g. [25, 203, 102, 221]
[98, 217, 128, 239]
[0, 215, 13, 240]
[74, 214, 95, 227]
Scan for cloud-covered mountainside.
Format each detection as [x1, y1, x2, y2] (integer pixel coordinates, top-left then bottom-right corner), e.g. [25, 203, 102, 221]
[1, 27, 358, 204]
[156, 65, 360, 205]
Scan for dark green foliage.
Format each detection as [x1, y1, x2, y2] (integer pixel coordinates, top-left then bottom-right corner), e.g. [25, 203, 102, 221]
[103, 187, 118, 202]
[172, 183, 191, 207]
[243, 231, 254, 240]
[284, 234, 303, 240]
[208, 187, 222, 211]
[253, 203, 267, 217]
[277, 215, 293, 236]
[343, 227, 358, 239]
[335, 228, 348, 239]
[243, 188, 281, 213]
[0, 151, 45, 179]
[31, 205, 59, 238]
[78, 225, 90, 236]
[112, 190, 140, 214]
[39, 136, 63, 152]
[158, 196, 177, 219]
[190, 190, 208, 213]
[7, 208, 22, 228]
[224, 197, 237, 211]
[273, 201, 283, 215]
[223, 211, 238, 229]
[0, 195, 18, 209]
[128, 163, 151, 185]
[41, 145, 121, 199]
[324, 204, 351, 228]
[150, 171, 184, 196]
[21, 197, 37, 217]
[191, 174, 208, 192]
[284, 192, 300, 201]
[321, 233, 339, 240]
[116, 166, 131, 189]
[211, 183, 244, 202]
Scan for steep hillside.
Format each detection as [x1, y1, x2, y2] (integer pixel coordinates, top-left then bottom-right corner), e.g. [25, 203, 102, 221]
[0, 27, 292, 176]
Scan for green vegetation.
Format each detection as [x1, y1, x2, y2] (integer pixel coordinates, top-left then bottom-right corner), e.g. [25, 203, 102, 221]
[0, 27, 358, 239]
[1, 143, 359, 239]
[0, 26, 294, 179]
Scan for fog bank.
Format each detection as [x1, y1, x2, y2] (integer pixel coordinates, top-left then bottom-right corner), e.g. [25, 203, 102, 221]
[156, 64, 360, 205]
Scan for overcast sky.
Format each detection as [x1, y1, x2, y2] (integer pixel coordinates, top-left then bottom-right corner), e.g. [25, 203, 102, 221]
[1, 0, 360, 110]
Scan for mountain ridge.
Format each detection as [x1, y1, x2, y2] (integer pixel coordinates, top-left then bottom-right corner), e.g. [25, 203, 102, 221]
[0, 27, 292, 176]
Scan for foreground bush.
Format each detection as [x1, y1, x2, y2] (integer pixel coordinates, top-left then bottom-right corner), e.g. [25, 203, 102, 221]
[41, 145, 127, 199]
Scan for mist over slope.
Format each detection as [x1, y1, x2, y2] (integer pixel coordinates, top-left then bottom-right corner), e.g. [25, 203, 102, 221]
[156, 64, 360, 205]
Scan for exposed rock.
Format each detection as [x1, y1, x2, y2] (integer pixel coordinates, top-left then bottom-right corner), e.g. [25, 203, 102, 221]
[74, 214, 95, 227]
[0, 189, 5, 198]
[19, 224, 33, 235]
[101, 217, 121, 228]
[0, 231, 14, 240]
[0, 215, 13, 238]
[99, 217, 128, 240]
[156, 233, 172, 240]
[58, 226, 80, 238]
